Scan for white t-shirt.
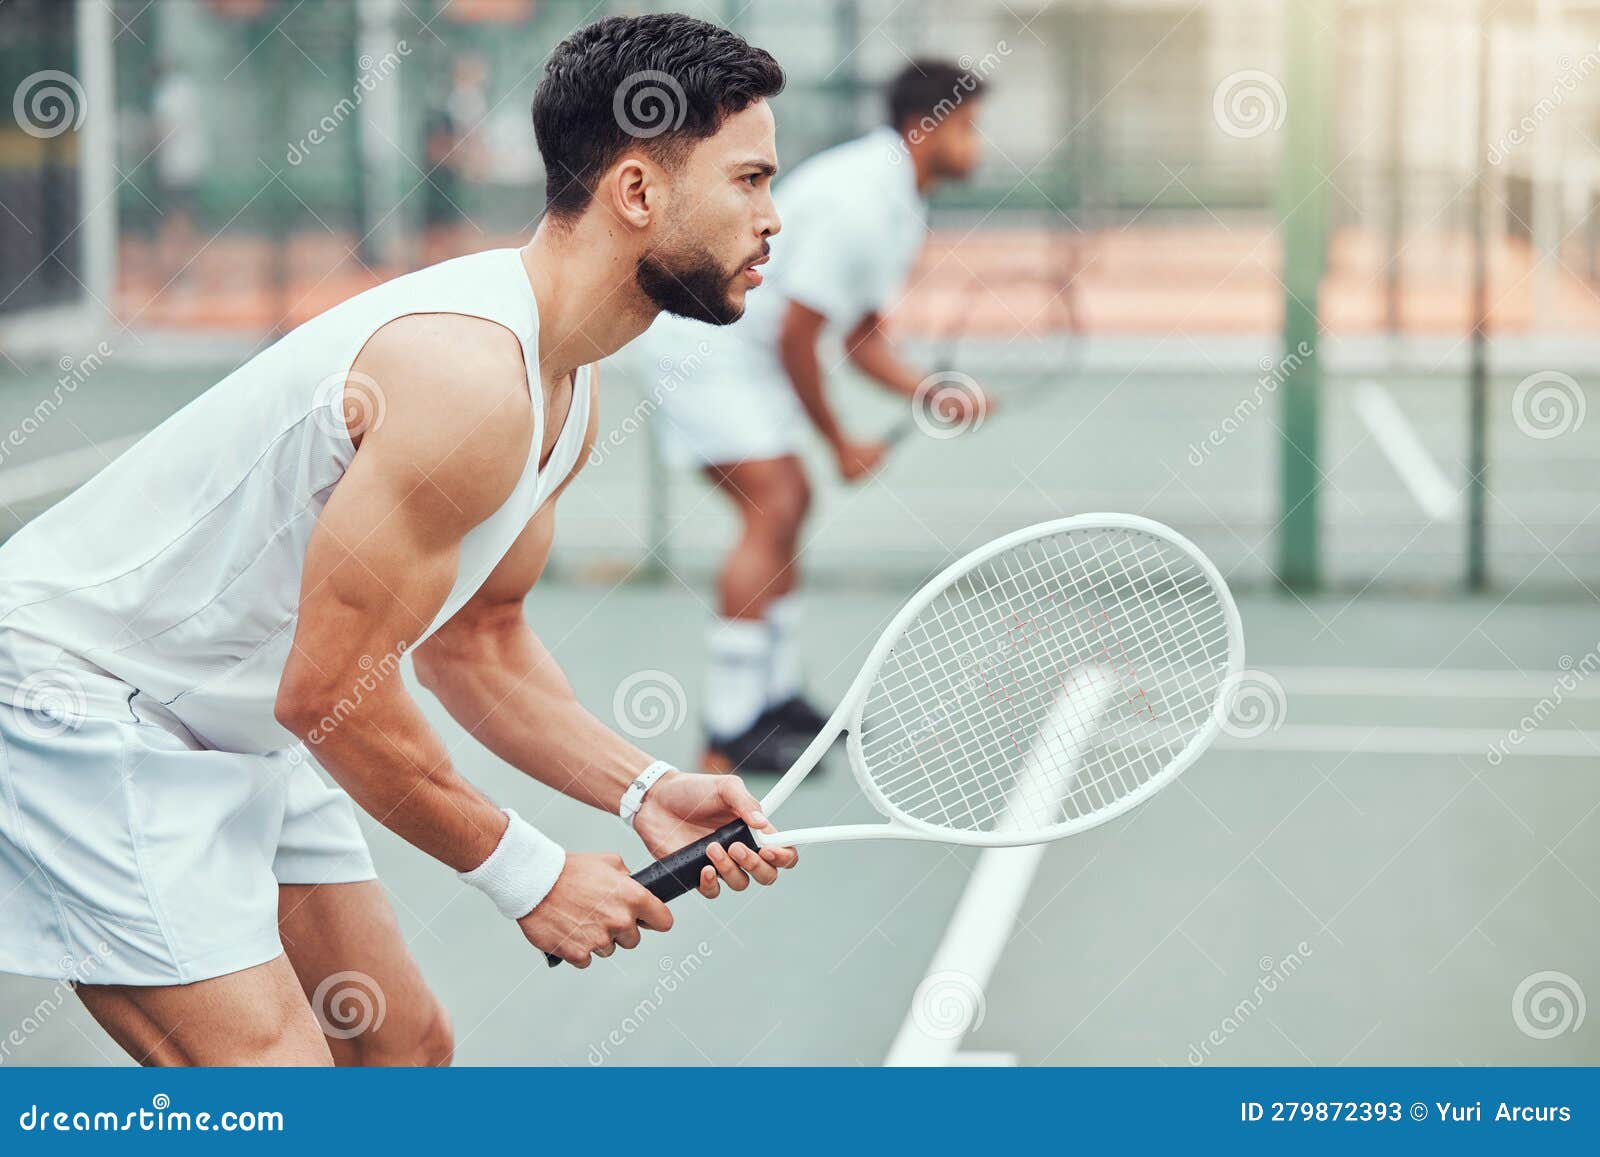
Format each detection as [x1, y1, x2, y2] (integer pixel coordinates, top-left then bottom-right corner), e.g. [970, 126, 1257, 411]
[743, 125, 927, 342]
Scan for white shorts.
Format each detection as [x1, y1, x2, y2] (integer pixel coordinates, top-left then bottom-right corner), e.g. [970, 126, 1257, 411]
[638, 321, 805, 468]
[0, 693, 375, 987]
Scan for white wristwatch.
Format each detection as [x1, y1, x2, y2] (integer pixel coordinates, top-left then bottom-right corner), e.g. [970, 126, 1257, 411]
[619, 760, 674, 827]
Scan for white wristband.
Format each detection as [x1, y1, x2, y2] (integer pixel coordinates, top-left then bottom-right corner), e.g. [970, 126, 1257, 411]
[620, 759, 674, 827]
[457, 809, 566, 919]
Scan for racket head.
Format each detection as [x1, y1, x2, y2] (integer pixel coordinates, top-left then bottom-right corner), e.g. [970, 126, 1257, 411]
[841, 514, 1242, 846]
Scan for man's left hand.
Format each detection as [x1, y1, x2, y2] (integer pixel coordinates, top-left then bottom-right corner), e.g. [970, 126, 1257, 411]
[632, 771, 799, 898]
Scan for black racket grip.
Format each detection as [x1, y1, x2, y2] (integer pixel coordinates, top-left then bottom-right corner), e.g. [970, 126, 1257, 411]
[544, 819, 755, 968]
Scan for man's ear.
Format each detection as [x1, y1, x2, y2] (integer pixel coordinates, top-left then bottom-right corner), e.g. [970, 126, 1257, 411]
[604, 155, 655, 229]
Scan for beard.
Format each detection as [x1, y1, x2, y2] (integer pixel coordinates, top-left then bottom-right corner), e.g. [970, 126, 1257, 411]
[635, 244, 748, 326]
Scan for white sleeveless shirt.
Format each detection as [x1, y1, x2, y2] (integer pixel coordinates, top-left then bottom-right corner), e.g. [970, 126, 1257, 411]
[0, 248, 590, 754]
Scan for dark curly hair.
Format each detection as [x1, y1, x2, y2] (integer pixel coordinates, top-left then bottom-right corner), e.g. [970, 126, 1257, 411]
[532, 14, 785, 224]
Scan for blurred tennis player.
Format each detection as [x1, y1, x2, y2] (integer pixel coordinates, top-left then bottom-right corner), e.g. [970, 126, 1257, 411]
[640, 61, 990, 774]
[0, 14, 796, 1066]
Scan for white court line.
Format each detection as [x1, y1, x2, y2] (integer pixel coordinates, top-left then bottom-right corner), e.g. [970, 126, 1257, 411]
[1352, 379, 1462, 521]
[885, 668, 1117, 1067]
[1274, 666, 1600, 699]
[1219, 724, 1600, 758]
[0, 433, 146, 508]
[884, 844, 1047, 1067]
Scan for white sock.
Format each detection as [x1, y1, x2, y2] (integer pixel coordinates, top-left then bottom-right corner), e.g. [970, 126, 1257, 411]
[705, 617, 770, 740]
[766, 594, 803, 704]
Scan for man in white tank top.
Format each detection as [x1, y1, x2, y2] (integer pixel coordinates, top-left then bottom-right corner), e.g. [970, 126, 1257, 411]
[0, 14, 795, 1065]
[637, 62, 991, 775]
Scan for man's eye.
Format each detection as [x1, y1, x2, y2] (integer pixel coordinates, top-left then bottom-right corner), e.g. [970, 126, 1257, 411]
[743, 173, 762, 186]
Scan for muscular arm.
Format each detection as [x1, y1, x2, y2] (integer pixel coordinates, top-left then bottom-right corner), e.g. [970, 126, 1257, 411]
[410, 368, 799, 895]
[408, 371, 647, 817]
[274, 314, 536, 873]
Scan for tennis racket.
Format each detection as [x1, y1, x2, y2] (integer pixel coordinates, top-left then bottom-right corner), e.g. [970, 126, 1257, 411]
[548, 513, 1242, 966]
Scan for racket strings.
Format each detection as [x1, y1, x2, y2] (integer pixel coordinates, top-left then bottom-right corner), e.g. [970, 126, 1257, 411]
[858, 527, 1231, 835]
[872, 537, 1211, 802]
[871, 576, 1213, 828]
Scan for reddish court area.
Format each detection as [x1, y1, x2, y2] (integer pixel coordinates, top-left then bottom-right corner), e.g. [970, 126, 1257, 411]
[113, 224, 1600, 338]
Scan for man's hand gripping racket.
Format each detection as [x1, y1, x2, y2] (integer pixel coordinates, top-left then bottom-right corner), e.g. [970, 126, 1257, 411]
[549, 513, 1243, 966]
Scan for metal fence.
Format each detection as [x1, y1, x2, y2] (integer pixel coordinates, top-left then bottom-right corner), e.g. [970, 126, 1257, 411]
[2, 0, 1599, 593]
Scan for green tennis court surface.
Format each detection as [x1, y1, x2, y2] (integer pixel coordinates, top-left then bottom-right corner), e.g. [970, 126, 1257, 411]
[1, 578, 1595, 1066]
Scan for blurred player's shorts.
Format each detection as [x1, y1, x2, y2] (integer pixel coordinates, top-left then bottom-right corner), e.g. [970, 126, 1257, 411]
[633, 315, 806, 469]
